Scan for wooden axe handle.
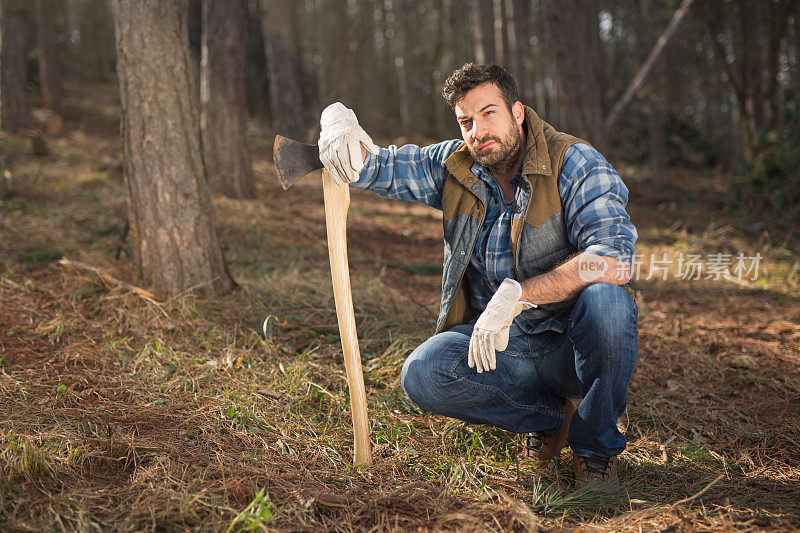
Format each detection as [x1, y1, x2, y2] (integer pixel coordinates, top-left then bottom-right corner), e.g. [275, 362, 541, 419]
[321, 169, 372, 467]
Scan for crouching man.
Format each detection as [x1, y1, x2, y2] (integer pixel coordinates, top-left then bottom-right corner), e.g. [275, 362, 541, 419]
[317, 63, 638, 489]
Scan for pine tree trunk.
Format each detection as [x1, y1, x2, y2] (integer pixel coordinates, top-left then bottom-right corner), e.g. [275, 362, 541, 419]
[642, 1, 668, 169]
[259, 0, 311, 141]
[503, 0, 524, 96]
[113, 0, 234, 297]
[471, 0, 495, 64]
[353, 0, 379, 129]
[493, 0, 505, 64]
[434, 0, 455, 136]
[540, 0, 609, 153]
[36, 0, 63, 110]
[0, 0, 32, 131]
[81, 0, 115, 80]
[201, 0, 255, 199]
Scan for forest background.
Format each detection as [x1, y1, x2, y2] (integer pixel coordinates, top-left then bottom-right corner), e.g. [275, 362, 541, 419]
[0, 0, 799, 531]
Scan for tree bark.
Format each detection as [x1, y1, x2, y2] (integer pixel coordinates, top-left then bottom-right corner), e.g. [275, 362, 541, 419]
[0, 0, 32, 131]
[259, 0, 312, 141]
[353, 0, 380, 130]
[433, 0, 455, 137]
[641, 1, 668, 169]
[702, 1, 757, 160]
[540, 0, 609, 153]
[471, 0, 495, 64]
[201, 0, 255, 199]
[740, 0, 764, 148]
[80, 0, 115, 80]
[36, 0, 63, 110]
[765, 0, 794, 133]
[113, 0, 234, 297]
[493, 0, 506, 64]
[503, 0, 524, 97]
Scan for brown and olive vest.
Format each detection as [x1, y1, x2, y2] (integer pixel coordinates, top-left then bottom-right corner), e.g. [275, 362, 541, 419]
[435, 106, 588, 333]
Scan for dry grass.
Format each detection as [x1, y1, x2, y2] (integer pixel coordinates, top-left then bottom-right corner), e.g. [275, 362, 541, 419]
[0, 81, 798, 531]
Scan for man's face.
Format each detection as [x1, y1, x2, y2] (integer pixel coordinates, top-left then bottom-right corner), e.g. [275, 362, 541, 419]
[454, 83, 525, 172]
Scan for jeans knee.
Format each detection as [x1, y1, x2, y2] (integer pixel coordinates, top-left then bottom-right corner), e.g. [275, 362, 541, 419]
[400, 330, 472, 412]
[575, 283, 636, 334]
[401, 356, 437, 411]
[572, 283, 638, 369]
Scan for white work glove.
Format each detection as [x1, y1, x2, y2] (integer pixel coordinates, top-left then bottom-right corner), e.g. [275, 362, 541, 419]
[318, 102, 380, 186]
[468, 278, 535, 373]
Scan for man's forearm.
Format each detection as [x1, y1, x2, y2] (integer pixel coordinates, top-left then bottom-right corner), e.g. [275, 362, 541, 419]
[519, 253, 630, 305]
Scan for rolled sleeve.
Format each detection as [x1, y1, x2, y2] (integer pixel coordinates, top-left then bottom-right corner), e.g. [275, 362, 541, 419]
[352, 140, 462, 210]
[559, 144, 637, 265]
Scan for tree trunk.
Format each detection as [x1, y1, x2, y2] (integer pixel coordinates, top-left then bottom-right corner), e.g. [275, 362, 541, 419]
[0, 0, 32, 131]
[396, 0, 420, 133]
[765, 0, 793, 134]
[36, 0, 63, 110]
[80, 0, 115, 80]
[503, 0, 524, 97]
[353, 0, 380, 130]
[702, 1, 757, 160]
[493, 0, 506, 64]
[470, 0, 495, 64]
[259, 0, 312, 141]
[740, 0, 765, 147]
[641, 1, 668, 169]
[434, 0, 455, 137]
[201, 0, 255, 199]
[113, 0, 234, 297]
[540, 0, 609, 153]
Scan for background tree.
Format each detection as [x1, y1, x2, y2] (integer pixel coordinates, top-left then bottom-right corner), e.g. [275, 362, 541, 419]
[471, 0, 495, 64]
[2, 0, 795, 218]
[0, 0, 32, 131]
[258, 0, 312, 141]
[36, 0, 64, 110]
[540, 0, 610, 153]
[201, 0, 255, 199]
[78, 0, 116, 80]
[113, 0, 233, 297]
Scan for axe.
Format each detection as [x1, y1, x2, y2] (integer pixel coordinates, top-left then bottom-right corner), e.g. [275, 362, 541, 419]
[273, 135, 372, 467]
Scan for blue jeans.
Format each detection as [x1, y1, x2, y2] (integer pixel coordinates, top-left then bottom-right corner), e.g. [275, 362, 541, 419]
[401, 282, 638, 459]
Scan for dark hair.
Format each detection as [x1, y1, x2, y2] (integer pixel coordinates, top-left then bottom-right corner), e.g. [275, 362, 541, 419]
[442, 63, 520, 111]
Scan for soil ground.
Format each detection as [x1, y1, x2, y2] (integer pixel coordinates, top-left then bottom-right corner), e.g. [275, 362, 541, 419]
[1, 81, 799, 531]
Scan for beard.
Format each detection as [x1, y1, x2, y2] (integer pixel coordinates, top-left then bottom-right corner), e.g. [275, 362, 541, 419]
[468, 119, 523, 175]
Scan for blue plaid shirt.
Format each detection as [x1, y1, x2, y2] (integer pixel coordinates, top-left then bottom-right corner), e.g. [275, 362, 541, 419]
[353, 140, 637, 333]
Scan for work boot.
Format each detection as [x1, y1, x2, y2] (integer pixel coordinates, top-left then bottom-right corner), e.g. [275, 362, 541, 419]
[522, 398, 578, 461]
[572, 455, 618, 491]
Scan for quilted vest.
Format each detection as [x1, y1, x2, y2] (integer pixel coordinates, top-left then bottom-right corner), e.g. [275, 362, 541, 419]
[435, 106, 588, 333]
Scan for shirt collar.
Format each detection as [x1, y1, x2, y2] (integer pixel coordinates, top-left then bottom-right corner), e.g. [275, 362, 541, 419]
[470, 160, 524, 191]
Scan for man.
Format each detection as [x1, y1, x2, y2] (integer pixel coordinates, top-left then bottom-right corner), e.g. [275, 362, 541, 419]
[317, 63, 638, 489]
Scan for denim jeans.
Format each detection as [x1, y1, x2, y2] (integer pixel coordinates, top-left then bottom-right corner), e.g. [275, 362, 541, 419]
[401, 282, 638, 459]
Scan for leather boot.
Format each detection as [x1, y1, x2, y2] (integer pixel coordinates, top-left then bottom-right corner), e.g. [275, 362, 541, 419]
[573, 454, 619, 491]
[522, 398, 578, 461]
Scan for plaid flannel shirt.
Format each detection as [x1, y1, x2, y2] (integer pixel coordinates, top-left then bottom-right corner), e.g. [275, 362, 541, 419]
[353, 140, 637, 334]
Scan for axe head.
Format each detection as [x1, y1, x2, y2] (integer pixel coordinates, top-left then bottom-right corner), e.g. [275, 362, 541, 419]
[273, 135, 324, 190]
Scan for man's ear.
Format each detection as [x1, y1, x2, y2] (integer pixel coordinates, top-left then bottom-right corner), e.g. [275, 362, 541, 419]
[512, 101, 525, 125]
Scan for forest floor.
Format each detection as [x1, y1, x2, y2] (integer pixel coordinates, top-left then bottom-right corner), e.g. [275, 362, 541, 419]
[1, 81, 799, 532]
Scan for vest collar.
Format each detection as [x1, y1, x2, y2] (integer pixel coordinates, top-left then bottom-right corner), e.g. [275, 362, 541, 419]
[443, 104, 554, 188]
[520, 106, 554, 177]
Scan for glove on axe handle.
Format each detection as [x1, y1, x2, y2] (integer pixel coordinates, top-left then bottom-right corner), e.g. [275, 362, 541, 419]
[273, 135, 323, 190]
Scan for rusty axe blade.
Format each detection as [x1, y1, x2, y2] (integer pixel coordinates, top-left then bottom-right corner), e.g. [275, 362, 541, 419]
[273, 135, 324, 190]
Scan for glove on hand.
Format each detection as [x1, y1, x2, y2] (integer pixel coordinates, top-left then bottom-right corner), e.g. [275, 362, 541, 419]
[468, 278, 535, 373]
[318, 102, 379, 186]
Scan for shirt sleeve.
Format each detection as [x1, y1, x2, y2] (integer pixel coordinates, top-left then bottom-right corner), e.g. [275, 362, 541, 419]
[350, 139, 463, 210]
[559, 143, 638, 264]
